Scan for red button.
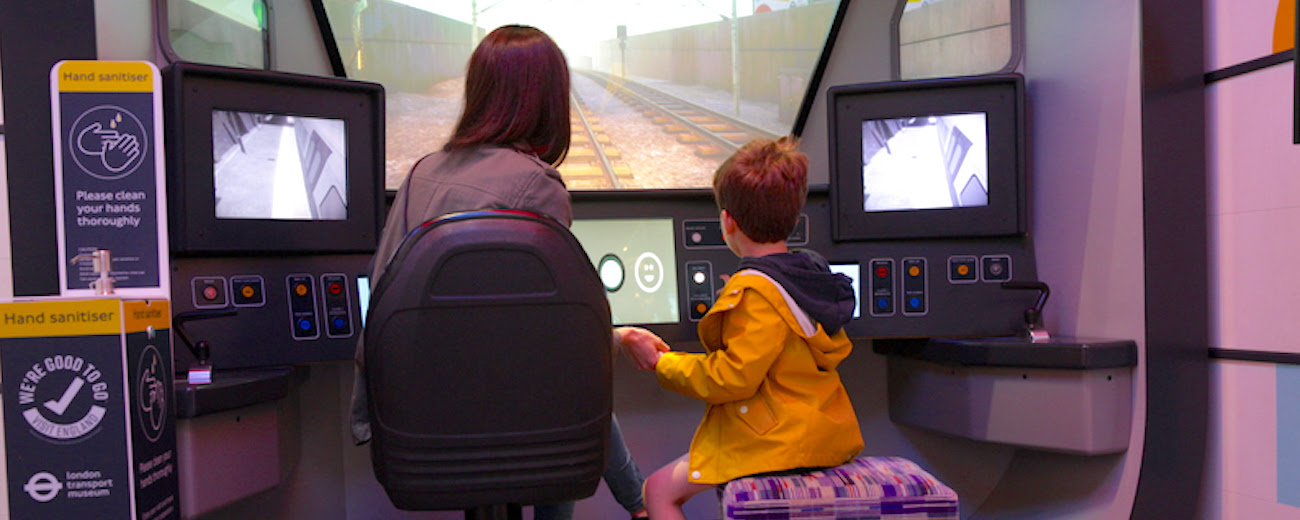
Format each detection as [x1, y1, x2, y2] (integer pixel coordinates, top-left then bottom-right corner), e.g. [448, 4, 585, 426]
[202, 285, 218, 300]
[329, 283, 343, 295]
[876, 267, 889, 278]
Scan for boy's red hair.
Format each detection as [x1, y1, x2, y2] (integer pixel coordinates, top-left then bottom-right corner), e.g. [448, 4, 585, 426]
[713, 137, 808, 243]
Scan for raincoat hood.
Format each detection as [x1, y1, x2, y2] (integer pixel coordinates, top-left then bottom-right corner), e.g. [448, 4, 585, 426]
[736, 249, 856, 335]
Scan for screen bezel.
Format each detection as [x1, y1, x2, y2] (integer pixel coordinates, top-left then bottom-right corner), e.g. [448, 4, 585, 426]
[164, 62, 385, 254]
[828, 74, 1026, 241]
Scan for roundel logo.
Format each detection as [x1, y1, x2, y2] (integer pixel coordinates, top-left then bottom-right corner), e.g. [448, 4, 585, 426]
[17, 355, 111, 442]
[24, 472, 62, 502]
[68, 105, 147, 180]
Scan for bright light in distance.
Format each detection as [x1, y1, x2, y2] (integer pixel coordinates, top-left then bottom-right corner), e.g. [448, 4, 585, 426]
[389, 0, 755, 60]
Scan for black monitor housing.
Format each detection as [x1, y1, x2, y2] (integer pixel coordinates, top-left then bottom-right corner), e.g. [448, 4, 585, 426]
[163, 62, 385, 254]
[828, 74, 1026, 241]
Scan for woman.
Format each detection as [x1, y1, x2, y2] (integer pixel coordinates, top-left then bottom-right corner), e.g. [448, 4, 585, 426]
[350, 25, 650, 520]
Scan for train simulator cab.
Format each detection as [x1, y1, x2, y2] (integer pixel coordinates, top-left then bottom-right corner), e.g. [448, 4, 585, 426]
[1, 0, 1232, 519]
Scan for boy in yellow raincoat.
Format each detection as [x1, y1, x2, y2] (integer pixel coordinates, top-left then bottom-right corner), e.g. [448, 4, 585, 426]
[625, 137, 864, 520]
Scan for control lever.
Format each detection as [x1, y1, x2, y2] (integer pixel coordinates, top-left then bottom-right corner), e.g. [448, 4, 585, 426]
[1001, 281, 1050, 343]
[174, 307, 238, 385]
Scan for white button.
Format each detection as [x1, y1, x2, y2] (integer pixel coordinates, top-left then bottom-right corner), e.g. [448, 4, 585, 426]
[691, 471, 701, 480]
[739, 406, 749, 414]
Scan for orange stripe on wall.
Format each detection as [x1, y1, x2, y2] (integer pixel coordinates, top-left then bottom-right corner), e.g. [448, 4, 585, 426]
[1276, 0, 1295, 53]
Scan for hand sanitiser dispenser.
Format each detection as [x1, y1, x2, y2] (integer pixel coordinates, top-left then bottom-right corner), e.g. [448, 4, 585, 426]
[70, 249, 115, 295]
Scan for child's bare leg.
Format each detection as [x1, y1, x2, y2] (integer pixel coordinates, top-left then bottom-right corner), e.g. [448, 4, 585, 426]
[643, 453, 715, 520]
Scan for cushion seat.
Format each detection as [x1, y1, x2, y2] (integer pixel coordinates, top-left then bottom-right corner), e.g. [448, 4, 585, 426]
[720, 457, 959, 520]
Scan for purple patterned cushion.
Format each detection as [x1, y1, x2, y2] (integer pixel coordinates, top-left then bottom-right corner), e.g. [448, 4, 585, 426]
[720, 457, 959, 520]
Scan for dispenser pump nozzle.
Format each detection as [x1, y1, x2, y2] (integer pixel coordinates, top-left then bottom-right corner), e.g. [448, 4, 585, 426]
[70, 249, 115, 295]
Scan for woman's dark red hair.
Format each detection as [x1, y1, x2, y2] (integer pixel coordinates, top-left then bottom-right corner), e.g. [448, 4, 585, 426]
[444, 25, 571, 166]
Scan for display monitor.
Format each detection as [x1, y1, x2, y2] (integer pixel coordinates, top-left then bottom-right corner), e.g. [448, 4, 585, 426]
[212, 110, 348, 221]
[829, 263, 861, 319]
[164, 62, 385, 254]
[357, 274, 372, 327]
[828, 74, 1025, 241]
[570, 218, 679, 325]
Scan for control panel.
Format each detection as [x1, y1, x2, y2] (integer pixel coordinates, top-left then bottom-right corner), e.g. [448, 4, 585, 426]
[170, 254, 370, 371]
[574, 192, 1039, 342]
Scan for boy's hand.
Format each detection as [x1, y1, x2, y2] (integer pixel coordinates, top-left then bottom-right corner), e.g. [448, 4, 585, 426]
[614, 326, 670, 371]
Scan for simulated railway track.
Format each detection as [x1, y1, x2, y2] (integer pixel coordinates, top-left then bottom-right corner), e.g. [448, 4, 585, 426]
[558, 91, 628, 190]
[578, 70, 781, 158]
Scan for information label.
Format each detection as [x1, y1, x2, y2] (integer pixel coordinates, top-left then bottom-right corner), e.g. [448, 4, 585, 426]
[0, 299, 178, 520]
[51, 61, 169, 298]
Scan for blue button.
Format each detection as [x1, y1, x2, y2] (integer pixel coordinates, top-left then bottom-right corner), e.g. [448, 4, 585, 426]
[877, 298, 889, 309]
[299, 319, 313, 331]
[333, 317, 346, 328]
[909, 297, 921, 308]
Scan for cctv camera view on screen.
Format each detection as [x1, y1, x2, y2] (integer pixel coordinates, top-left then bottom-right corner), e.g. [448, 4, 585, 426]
[570, 218, 680, 325]
[861, 112, 988, 213]
[213, 109, 349, 221]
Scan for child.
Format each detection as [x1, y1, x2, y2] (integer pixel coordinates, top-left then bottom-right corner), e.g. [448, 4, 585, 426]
[625, 137, 864, 520]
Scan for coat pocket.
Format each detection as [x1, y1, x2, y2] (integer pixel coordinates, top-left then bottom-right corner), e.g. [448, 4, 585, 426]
[731, 394, 777, 436]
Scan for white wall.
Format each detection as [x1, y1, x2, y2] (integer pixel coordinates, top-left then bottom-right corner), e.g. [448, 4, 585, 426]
[0, 44, 11, 300]
[0, 133, 11, 301]
[971, 1, 1148, 517]
[1205, 1, 1300, 518]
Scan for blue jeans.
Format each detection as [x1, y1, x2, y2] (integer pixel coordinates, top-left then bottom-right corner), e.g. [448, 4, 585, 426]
[535, 414, 646, 520]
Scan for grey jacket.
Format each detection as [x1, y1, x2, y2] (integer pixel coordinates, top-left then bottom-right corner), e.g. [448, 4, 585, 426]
[372, 146, 572, 283]
[351, 146, 571, 444]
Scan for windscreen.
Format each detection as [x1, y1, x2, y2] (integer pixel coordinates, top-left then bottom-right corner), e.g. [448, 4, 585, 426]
[212, 110, 348, 221]
[318, 0, 844, 191]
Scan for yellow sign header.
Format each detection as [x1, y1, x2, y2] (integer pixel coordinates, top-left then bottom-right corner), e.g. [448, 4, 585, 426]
[123, 300, 170, 334]
[56, 61, 155, 93]
[0, 299, 122, 338]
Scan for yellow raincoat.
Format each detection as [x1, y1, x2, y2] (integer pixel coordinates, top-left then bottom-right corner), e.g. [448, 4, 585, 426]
[655, 270, 864, 484]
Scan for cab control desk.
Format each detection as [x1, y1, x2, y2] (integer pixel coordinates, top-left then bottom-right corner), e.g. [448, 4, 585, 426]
[174, 367, 297, 519]
[874, 337, 1137, 455]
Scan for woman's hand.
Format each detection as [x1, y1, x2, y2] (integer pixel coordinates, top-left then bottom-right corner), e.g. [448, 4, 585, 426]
[614, 326, 670, 371]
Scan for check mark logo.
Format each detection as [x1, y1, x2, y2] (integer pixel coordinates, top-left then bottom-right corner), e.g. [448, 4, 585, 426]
[44, 377, 85, 416]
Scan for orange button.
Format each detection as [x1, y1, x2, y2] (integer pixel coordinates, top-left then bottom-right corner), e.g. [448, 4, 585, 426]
[295, 284, 308, 296]
[242, 286, 256, 298]
[957, 265, 969, 276]
[908, 266, 920, 277]
[696, 303, 708, 313]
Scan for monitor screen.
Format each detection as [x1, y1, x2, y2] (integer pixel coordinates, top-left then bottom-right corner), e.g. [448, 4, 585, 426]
[570, 218, 679, 325]
[861, 113, 988, 213]
[213, 110, 348, 221]
[164, 62, 384, 254]
[829, 263, 861, 319]
[828, 74, 1024, 241]
[357, 274, 371, 328]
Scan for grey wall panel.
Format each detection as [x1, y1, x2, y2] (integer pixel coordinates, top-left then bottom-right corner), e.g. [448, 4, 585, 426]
[0, 1, 97, 296]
